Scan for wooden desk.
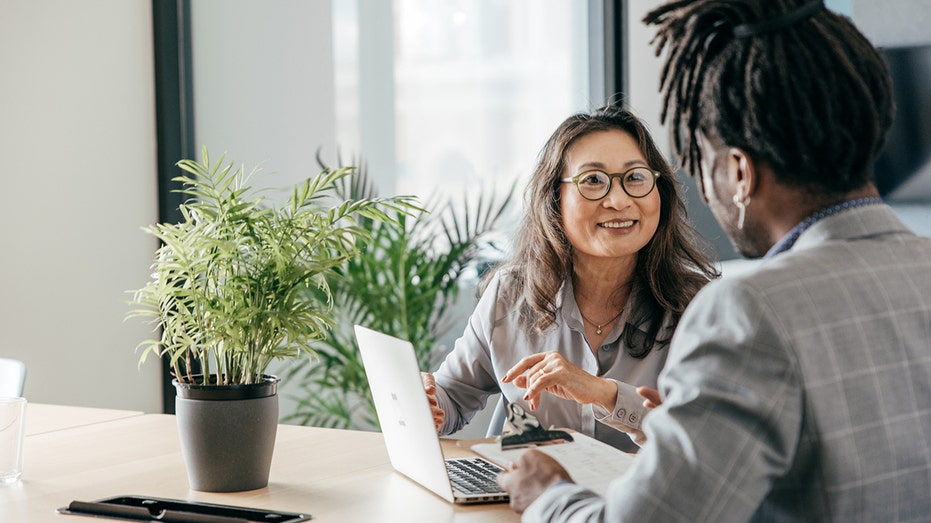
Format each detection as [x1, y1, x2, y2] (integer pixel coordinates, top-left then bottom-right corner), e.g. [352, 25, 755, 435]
[25, 403, 144, 436]
[1, 407, 518, 522]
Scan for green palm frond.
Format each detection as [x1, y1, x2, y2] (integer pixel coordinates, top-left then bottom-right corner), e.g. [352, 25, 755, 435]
[127, 147, 420, 386]
[283, 154, 515, 430]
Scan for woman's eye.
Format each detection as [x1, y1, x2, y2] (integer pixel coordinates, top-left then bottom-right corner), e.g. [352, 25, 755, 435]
[625, 169, 650, 185]
[579, 172, 608, 186]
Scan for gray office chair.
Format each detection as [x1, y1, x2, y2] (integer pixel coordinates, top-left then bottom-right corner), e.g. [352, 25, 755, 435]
[0, 357, 27, 397]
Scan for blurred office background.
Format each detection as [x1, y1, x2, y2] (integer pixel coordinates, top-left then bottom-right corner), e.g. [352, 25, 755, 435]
[1, 1, 928, 422]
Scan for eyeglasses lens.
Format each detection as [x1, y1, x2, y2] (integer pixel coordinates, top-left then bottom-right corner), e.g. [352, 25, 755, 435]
[577, 168, 655, 200]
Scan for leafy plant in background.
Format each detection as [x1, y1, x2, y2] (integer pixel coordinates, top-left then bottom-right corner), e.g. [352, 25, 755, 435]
[283, 156, 515, 430]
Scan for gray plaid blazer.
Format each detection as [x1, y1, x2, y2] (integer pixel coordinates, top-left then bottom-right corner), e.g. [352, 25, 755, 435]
[526, 204, 931, 522]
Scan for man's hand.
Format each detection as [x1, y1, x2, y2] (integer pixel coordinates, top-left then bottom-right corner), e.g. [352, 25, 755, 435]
[637, 386, 662, 409]
[497, 450, 573, 513]
[612, 386, 663, 446]
[420, 372, 445, 431]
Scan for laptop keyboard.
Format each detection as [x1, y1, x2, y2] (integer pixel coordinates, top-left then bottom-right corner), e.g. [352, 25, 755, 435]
[445, 457, 505, 495]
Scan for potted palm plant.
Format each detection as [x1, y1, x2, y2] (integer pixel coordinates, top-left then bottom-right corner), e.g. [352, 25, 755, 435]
[127, 148, 417, 492]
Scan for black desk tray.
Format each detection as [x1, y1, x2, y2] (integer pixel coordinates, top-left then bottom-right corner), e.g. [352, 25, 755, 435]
[58, 495, 312, 522]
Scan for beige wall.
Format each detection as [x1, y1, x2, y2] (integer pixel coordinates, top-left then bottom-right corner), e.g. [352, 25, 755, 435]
[0, 0, 162, 411]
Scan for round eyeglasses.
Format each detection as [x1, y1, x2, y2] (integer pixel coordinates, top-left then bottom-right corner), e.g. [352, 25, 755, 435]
[561, 167, 660, 201]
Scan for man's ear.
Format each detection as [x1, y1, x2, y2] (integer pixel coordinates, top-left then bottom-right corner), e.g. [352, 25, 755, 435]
[727, 148, 756, 199]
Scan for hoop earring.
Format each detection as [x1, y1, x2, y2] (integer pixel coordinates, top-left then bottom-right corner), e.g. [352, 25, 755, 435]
[732, 193, 751, 230]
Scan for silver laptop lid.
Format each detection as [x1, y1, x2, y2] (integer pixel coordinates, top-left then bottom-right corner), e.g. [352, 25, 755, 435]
[354, 325, 458, 503]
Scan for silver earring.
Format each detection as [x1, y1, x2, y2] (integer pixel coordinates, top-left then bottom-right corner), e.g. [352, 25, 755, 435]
[732, 193, 750, 230]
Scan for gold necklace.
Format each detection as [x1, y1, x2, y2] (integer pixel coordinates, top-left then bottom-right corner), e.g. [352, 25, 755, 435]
[580, 309, 624, 335]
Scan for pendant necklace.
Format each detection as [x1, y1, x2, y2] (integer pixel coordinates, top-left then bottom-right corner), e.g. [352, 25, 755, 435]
[580, 308, 624, 335]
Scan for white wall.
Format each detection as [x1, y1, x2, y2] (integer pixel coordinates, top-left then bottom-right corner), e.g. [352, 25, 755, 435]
[0, 0, 162, 411]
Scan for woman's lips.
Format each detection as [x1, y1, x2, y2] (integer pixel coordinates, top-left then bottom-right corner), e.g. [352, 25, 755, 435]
[599, 219, 635, 229]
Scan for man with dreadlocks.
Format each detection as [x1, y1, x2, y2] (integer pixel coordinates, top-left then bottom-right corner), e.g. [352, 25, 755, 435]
[498, 0, 931, 520]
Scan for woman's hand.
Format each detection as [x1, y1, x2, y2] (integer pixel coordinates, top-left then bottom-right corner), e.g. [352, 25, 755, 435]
[421, 372, 445, 432]
[502, 351, 616, 411]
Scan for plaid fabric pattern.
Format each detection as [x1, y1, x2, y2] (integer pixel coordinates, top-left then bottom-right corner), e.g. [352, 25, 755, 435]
[526, 204, 931, 522]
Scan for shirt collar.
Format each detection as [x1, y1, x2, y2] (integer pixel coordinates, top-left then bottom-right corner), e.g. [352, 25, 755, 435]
[764, 197, 884, 258]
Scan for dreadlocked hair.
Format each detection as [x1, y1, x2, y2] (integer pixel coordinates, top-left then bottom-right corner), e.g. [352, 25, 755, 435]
[645, 0, 894, 196]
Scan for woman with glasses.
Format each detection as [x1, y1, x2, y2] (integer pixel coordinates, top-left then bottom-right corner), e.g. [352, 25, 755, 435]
[423, 105, 718, 452]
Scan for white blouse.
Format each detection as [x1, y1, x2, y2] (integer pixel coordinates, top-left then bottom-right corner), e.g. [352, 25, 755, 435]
[433, 270, 674, 452]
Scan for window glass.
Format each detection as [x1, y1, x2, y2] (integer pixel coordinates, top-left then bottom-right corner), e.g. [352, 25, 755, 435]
[333, 0, 592, 203]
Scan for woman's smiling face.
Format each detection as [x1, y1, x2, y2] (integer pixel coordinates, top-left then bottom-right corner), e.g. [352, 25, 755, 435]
[559, 129, 662, 264]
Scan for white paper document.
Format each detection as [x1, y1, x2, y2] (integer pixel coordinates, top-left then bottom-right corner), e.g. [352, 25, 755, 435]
[471, 431, 635, 497]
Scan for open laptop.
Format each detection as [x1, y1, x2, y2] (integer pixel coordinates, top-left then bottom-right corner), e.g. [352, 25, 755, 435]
[354, 325, 509, 504]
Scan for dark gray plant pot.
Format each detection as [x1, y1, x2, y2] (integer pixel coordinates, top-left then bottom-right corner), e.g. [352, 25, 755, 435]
[174, 375, 280, 492]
